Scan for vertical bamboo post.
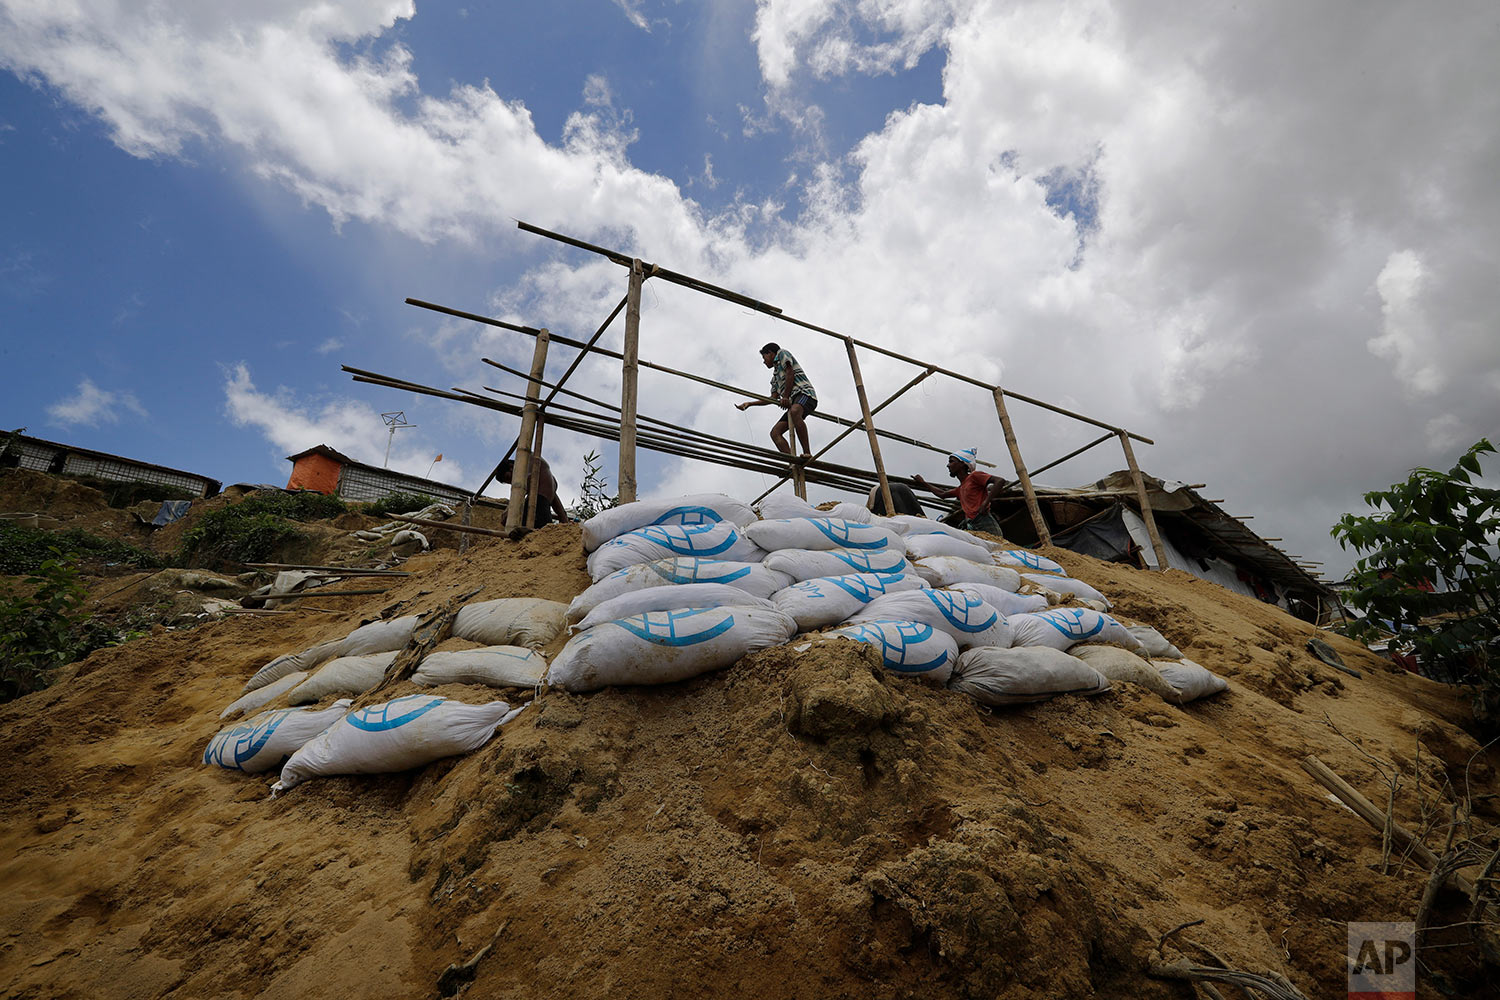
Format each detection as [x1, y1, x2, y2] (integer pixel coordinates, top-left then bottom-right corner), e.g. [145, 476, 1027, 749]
[525, 415, 547, 527]
[1118, 430, 1169, 570]
[618, 258, 644, 504]
[991, 387, 1051, 545]
[844, 338, 895, 518]
[507, 329, 550, 531]
[458, 499, 472, 555]
[791, 463, 807, 501]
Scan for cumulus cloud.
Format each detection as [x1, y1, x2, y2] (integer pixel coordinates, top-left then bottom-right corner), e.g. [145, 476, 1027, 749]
[46, 378, 147, 427]
[6, 0, 1500, 575]
[222, 362, 467, 484]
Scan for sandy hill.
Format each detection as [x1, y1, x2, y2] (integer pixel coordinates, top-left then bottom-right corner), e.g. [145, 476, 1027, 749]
[0, 512, 1495, 999]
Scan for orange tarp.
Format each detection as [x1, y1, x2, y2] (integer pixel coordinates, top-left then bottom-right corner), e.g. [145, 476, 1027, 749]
[286, 453, 342, 495]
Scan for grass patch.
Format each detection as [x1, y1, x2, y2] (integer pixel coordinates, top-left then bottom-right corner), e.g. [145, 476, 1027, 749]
[178, 491, 349, 567]
[359, 492, 446, 517]
[0, 522, 164, 575]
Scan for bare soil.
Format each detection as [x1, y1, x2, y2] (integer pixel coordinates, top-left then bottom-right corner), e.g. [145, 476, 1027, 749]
[0, 506, 1496, 999]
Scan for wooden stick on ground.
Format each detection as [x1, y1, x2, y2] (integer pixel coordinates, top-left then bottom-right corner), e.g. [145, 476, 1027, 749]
[243, 563, 410, 575]
[386, 514, 509, 538]
[366, 588, 483, 697]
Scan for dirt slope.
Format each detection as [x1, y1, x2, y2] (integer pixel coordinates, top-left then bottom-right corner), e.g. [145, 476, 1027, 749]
[0, 522, 1495, 999]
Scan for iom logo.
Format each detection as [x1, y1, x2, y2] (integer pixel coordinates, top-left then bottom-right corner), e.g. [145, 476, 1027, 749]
[1347, 922, 1414, 999]
[923, 590, 999, 633]
[648, 558, 749, 584]
[616, 608, 736, 647]
[634, 522, 738, 556]
[347, 695, 443, 732]
[650, 505, 725, 527]
[811, 519, 887, 550]
[1036, 608, 1105, 641]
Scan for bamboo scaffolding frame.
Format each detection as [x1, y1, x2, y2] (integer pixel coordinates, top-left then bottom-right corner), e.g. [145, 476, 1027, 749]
[346, 366, 945, 508]
[619, 258, 645, 503]
[1118, 429, 1169, 569]
[515, 221, 1153, 444]
[507, 330, 550, 531]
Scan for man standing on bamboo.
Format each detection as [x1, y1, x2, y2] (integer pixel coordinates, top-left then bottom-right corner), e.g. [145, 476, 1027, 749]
[736, 342, 817, 461]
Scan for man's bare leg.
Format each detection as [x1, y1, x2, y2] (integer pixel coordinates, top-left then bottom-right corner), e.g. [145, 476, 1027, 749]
[787, 403, 811, 460]
[770, 416, 791, 454]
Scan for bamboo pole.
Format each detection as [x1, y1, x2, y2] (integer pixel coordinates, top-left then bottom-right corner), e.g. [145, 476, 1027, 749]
[844, 338, 895, 518]
[792, 463, 807, 501]
[1118, 429, 1169, 570]
[618, 259, 644, 504]
[387, 514, 510, 538]
[1028, 431, 1117, 479]
[525, 413, 547, 527]
[269, 589, 389, 599]
[992, 387, 1051, 545]
[511, 221, 1155, 444]
[752, 367, 935, 505]
[507, 330, 550, 531]
[242, 563, 409, 575]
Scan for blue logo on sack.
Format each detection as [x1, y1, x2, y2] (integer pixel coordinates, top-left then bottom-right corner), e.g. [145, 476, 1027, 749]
[347, 695, 444, 732]
[998, 550, 1062, 573]
[630, 522, 738, 556]
[820, 572, 903, 602]
[833, 620, 950, 673]
[811, 519, 888, 550]
[1036, 608, 1105, 640]
[923, 590, 999, 632]
[830, 549, 905, 574]
[205, 708, 298, 769]
[649, 558, 750, 585]
[616, 608, 737, 646]
[650, 505, 726, 527]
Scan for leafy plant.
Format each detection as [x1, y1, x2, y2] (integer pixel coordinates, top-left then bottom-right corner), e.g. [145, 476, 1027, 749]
[0, 523, 163, 575]
[178, 491, 348, 567]
[359, 491, 443, 517]
[0, 552, 87, 701]
[570, 450, 619, 522]
[1332, 439, 1500, 723]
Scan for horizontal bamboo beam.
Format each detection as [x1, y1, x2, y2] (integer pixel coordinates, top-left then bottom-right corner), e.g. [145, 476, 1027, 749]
[269, 589, 389, 599]
[1028, 431, 1116, 479]
[514, 220, 1153, 445]
[243, 563, 409, 576]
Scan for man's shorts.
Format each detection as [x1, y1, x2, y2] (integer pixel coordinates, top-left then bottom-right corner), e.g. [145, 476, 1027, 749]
[790, 393, 817, 414]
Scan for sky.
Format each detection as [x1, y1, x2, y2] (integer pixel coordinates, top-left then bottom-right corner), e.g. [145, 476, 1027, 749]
[2, 0, 1498, 580]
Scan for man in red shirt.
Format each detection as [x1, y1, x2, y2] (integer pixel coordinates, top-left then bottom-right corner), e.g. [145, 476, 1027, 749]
[913, 448, 1007, 536]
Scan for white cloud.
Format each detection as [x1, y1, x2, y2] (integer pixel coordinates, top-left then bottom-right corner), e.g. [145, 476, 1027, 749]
[6, 0, 1500, 576]
[221, 362, 467, 484]
[610, 0, 650, 32]
[316, 337, 344, 354]
[1370, 249, 1441, 395]
[46, 378, 147, 427]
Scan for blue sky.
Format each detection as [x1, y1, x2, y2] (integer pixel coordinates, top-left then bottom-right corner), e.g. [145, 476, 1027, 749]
[3, 0, 1498, 577]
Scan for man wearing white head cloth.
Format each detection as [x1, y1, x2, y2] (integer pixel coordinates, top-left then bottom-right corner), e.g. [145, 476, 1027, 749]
[912, 448, 1008, 535]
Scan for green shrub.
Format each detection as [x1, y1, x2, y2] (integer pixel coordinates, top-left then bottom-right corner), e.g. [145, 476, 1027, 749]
[360, 492, 443, 517]
[178, 491, 349, 566]
[0, 523, 164, 575]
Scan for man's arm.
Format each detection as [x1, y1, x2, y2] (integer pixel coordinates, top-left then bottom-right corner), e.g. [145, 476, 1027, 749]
[984, 476, 1010, 506]
[735, 398, 775, 411]
[912, 473, 957, 498]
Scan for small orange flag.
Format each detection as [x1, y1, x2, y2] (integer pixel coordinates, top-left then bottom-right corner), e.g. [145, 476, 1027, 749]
[434, 454, 443, 462]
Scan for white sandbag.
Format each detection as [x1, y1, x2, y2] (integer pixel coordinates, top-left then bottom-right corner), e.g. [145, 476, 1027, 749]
[912, 556, 1022, 592]
[1127, 625, 1183, 659]
[204, 700, 351, 773]
[1008, 608, 1144, 653]
[867, 514, 909, 536]
[763, 546, 910, 582]
[949, 646, 1110, 706]
[904, 533, 994, 564]
[994, 550, 1067, 575]
[825, 620, 958, 682]
[567, 558, 793, 623]
[221, 671, 309, 719]
[948, 582, 1050, 617]
[1021, 573, 1111, 608]
[744, 517, 902, 554]
[771, 572, 930, 632]
[244, 638, 341, 691]
[273, 696, 523, 793]
[336, 615, 420, 657]
[888, 516, 988, 547]
[390, 529, 428, 556]
[755, 495, 830, 520]
[287, 651, 399, 705]
[825, 502, 874, 523]
[586, 522, 765, 580]
[1068, 645, 1176, 700]
[580, 493, 757, 551]
[573, 583, 776, 632]
[1155, 658, 1229, 704]
[452, 597, 569, 650]
[850, 590, 1012, 648]
[547, 607, 797, 692]
[412, 647, 548, 689]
